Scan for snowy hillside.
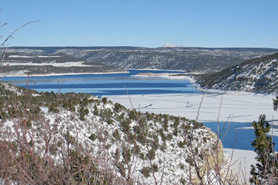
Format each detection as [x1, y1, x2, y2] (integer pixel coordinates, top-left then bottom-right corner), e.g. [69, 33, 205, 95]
[4, 46, 278, 73]
[0, 52, 125, 76]
[196, 52, 278, 93]
[0, 82, 228, 184]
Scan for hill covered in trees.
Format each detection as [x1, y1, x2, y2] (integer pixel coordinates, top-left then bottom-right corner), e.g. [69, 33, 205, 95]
[196, 52, 278, 94]
[0, 81, 229, 184]
[0, 52, 125, 76]
[4, 46, 278, 74]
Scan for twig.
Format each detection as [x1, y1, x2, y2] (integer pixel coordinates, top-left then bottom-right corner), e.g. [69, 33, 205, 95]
[1, 20, 40, 47]
[196, 93, 205, 121]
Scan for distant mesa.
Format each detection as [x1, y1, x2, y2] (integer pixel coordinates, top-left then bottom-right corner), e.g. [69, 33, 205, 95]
[3, 46, 278, 74]
[161, 43, 183, 48]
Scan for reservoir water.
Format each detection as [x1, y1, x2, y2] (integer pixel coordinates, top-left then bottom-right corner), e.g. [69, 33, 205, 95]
[2, 70, 278, 150]
[1, 70, 199, 96]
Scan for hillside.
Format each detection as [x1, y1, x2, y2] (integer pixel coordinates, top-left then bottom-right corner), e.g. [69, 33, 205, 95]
[0, 82, 229, 184]
[196, 52, 278, 93]
[0, 52, 125, 76]
[5, 46, 278, 73]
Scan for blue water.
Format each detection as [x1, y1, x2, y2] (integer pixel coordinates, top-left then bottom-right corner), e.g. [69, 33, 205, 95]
[1, 70, 199, 96]
[1, 70, 277, 151]
[203, 122, 278, 150]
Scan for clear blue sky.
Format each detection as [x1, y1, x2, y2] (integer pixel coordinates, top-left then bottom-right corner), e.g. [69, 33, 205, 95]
[1, 0, 278, 48]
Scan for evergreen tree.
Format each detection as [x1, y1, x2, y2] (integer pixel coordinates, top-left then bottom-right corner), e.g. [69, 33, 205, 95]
[93, 104, 98, 115]
[274, 95, 278, 111]
[250, 115, 278, 184]
[102, 97, 107, 104]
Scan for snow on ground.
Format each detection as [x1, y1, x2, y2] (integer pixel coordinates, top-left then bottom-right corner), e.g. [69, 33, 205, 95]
[224, 148, 257, 183]
[8, 55, 61, 58]
[0, 71, 129, 77]
[2, 61, 102, 67]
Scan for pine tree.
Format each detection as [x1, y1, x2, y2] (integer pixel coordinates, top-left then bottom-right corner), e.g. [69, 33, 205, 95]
[274, 95, 278, 111]
[250, 115, 278, 184]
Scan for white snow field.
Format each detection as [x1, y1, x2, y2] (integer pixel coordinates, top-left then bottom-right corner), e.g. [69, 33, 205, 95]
[108, 92, 276, 123]
[224, 148, 257, 183]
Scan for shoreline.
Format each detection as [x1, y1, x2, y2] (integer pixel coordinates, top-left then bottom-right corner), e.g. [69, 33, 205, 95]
[0, 69, 185, 78]
[127, 68, 186, 72]
[0, 71, 129, 77]
[134, 72, 275, 96]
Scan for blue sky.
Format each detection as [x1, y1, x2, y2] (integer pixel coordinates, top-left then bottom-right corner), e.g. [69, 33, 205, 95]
[1, 0, 278, 48]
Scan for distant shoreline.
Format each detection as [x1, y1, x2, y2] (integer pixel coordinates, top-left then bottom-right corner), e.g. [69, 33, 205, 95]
[0, 69, 185, 78]
[0, 69, 190, 78]
[0, 71, 129, 77]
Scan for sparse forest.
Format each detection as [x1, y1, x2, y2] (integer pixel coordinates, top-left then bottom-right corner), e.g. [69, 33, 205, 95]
[0, 82, 228, 184]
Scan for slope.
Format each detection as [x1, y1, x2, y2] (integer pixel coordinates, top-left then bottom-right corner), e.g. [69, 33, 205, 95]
[0, 52, 125, 76]
[5, 46, 278, 73]
[196, 52, 278, 93]
[0, 81, 228, 184]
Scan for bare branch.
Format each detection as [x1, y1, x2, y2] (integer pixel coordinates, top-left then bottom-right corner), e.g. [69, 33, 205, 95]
[196, 93, 205, 121]
[1, 20, 40, 47]
[0, 22, 7, 28]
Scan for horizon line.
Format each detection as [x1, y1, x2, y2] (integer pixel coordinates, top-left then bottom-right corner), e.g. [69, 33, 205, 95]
[5, 45, 278, 50]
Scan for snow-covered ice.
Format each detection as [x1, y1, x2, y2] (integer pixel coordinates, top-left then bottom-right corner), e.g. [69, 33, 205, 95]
[107, 92, 276, 123]
[224, 148, 257, 182]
